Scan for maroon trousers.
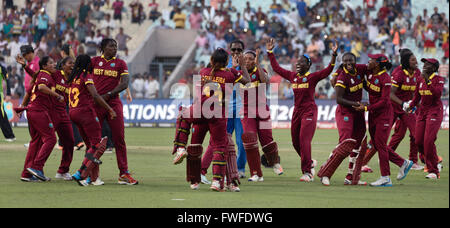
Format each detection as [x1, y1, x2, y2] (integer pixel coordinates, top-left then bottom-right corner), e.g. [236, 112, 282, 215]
[388, 112, 419, 163]
[22, 110, 57, 177]
[291, 106, 317, 174]
[415, 110, 443, 175]
[51, 110, 75, 174]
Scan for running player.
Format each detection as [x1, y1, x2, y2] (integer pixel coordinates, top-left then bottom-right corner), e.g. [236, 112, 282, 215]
[317, 52, 369, 186]
[68, 55, 117, 186]
[266, 38, 338, 182]
[21, 56, 65, 181]
[407, 58, 445, 179]
[240, 49, 283, 182]
[91, 38, 138, 185]
[353, 54, 414, 187]
[172, 48, 250, 191]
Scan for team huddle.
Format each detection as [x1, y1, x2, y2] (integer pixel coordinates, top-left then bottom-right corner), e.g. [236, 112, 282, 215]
[172, 37, 444, 191]
[16, 38, 138, 186]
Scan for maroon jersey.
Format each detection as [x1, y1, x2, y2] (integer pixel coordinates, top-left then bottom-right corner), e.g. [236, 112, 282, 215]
[335, 64, 369, 112]
[52, 70, 70, 111]
[268, 52, 334, 109]
[365, 69, 392, 115]
[91, 55, 129, 97]
[28, 70, 55, 112]
[410, 73, 445, 114]
[198, 67, 242, 109]
[69, 73, 96, 110]
[391, 66, 420, 101]
[240, 66, 269, 116]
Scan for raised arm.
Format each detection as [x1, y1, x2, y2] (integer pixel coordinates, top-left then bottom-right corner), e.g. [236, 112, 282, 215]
[255, 49, 269, 83]
[266, 38, 293, 81]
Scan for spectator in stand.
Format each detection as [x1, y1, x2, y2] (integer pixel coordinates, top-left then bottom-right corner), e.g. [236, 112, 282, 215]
[112, 0, 124, 23]
[423, 25, 437, 54]
[431, 7, 443, 25]
[78, 0, 91, 24]
[36, 8, 49, 42]
[85, 31, 98, 56]
[439, 57, 449, 78]
[149, 2, 162, 22]
[173, 7, 186, 29]
[116, 27, 131, 57]
[189, 6, 203, 30]
[129, 0, 144, 25]
[145, 75, 160, 99]
[132, 74, 145, 98]
[364, 0, 377, 11]
[156, 19, 171, 29]
[100, 14, 116, 32]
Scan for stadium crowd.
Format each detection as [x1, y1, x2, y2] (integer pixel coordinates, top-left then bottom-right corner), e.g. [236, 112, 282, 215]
[0, 0, 449, 100]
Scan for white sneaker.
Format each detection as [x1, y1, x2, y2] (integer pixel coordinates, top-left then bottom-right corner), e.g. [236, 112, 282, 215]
[5, 137, 16, 142]
[425, 173, 439, 179]
[311, 159, 318, 176]
[190, 183, 200, 190]
[438, 163, 443, 172]
[411, 163, 424, 170]
[91, 178, 105, 186]
[173, 148, 187, 165]
[200, 174, 211, 184]
[24, 143, 29, 148]
[397, 160, 414, 180]
[370, 176, 392, 187]
[321, 176, 330, 186]
[238, 171, 246, 179]
[248, 175, 264, 182]
[55, 172, 73, 181]
[344, 178, 367, 185]
[273, 163, 284, 175]
[227, 183, 240, 192]
[210, 180, 223, 192]
[299, 173, 314, 182]
[361, 165, 373, 173]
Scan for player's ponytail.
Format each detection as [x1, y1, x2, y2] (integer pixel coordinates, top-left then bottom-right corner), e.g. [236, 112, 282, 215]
[210, 48, 229, 77]
[68, 54, 92, 83]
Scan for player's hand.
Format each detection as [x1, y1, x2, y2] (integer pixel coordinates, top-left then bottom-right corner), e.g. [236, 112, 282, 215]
[402, 100, 412, 112]
[57, 95, 64, 103]
[266, 38, 275, 51]
[232, 55, 239, 68]
[16, 54, 26, 66]
[109, 109, 117, 120]
[255, 49, 261, 64]
[237, 53, 245, 67]
[331, 39, 338, 54]
[330, 75, 337, 88]
[126, 93, 133, 103]
[352, 102, 366, 112]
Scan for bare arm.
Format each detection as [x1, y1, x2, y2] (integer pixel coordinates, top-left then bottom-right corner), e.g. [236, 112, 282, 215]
[38, 84, 64, 102]
[335, 85, 360, 107]
[86, 83, 117, 119]
[103, 74, 129, 100]
[390, 86, 403, 106]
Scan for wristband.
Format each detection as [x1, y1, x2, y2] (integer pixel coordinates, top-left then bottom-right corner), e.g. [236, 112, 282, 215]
[267, 50, 274, 54]
[332, 52, 338, 57]
[364, 106, 368, 112]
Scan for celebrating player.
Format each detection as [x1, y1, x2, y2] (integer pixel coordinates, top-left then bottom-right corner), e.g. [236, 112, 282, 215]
[21, 56, 64, 181]
[91, 38, 138, 185]
[240, 49, 283, 182]
[317, 52, 369, 186]
[68, 54, 117, 186]
[407, 58, 445, 179]
[266, 38, 338, 182]
[172, 48, 250, 191]
[353, 54, 414, 187]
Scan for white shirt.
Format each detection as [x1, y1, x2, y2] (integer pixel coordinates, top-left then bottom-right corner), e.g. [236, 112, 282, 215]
[7, 41, 22, 59]
[100, 19, 116, 31]
[145, 79, 160, 99]
[132, 78, 145, 98]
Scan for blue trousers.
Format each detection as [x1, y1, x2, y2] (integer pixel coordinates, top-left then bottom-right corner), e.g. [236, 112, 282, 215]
[227, 117, 247, 173]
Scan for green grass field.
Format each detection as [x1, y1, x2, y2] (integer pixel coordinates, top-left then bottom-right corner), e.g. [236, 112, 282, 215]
[0, 127, 448, 208]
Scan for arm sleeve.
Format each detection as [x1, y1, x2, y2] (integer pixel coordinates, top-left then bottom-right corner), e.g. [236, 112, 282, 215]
[367, 76, 392, 112]
[313, 64, 335, 83]
[428, 77, 444, 99]
[391, 70, 403, 88]
[267, 52, 293, 81]
[120, 60, 129, 76]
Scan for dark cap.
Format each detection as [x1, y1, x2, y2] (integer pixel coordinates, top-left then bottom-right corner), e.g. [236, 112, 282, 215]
[421, 58, 440, 69]
[20, 45, 34, 55]
[368, 53, 389, 63]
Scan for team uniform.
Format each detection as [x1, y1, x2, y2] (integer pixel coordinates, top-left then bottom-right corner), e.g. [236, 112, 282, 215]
[91, 55, 130, 176]
[21, 70, 57, 180]
[239, 66, 281, 179]
[364, 67, 410, 182]
[317, 65, 369, 184]
[410, 70, 445, 178]
[173, 67, 243, 190]
[68, 73, 103, 182]
[389, 66, 421, 163]
[0, 64, 15, 140]
[267, 51, 334, 179]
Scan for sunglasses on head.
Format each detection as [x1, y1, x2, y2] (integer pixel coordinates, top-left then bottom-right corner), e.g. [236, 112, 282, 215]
[231, 48, 243, 52]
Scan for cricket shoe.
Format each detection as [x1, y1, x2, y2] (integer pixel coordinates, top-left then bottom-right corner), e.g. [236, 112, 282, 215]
[238, 171, 246, 179]
[5, 137, 16, 142]
[361, 165, 373, 173]
[344, 178, 367, 186]
[321, 177, 330, 186]
[75, 142, 85, 151]
[190, 183, 200, 190]
[248, 175, 264, 182]
[227, 183, 240, 192]
[91, 178, 105, 186]
[173, 147, 187, 165]
[310, 159, 318, 176]
[426, 156, 444, 172]
[118, 173, 139, 185]
[20, 176, 40, 182]
[210, 180, 224, 192]
[425, 173, 440, 179]
[411, 163, 424, 171]
[27, 168, 50, 182]
[273, 163, 284, 175]
[299, 173, 314, 182]
[397, 160, 414, 181]
[200, 174, 211, 184]
[72, 171, 90, 186]
[370, 176, 392, 187]
[55, 172, 73, 181]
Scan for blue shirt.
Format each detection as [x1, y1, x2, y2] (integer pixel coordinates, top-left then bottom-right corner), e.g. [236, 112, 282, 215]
[227, 57, 243, 118]
[296, 1, 307, 18]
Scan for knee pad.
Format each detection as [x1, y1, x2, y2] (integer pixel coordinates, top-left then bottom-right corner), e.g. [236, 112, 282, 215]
[261, 141, 280, 167]
[317, 138, 356, 178]
[186, 144, 202, 183]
